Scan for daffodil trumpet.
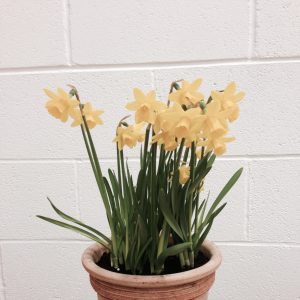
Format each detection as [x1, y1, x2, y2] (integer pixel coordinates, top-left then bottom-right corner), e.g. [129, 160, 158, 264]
[39, 78, 244, 275]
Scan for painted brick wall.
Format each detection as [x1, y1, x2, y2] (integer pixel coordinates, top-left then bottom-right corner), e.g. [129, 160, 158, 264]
[0, 1, 299, 299]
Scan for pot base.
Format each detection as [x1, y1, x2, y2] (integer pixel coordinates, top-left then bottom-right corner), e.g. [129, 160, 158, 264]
[97, 293, 208, 300]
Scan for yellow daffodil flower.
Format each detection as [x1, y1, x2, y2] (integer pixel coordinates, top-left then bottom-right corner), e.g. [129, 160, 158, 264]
[153, 103, 182, 134]
[211, 82, 245, 122]
[154, 104, 204, 144]
[70, 102, 103, 129]
[152, 132, 178, 151]
[179, 165, 190, 184]
[126, 88, 166, 124]
[114, 123, 145, 150]
[201, 100, 230, 137]
[45, 88, 78, 122]
[169, 78, 204, 106]
[174, 107, 205, 142]
[198, 133, 235, 156]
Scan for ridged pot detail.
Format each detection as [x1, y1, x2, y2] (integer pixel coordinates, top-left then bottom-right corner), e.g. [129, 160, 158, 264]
[82, 240, 222, 300]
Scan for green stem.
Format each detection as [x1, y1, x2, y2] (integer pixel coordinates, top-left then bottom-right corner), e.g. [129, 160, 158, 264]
[201, 146, 205, 160]
[143, 124, 151, 168]
[157, 220, 167, 257]
[188, 142, 196, 249]
[117, 145, 123, 196]
[119, 150, 129, 268]
[176, 139, 185, 166]
[184, 250, 190, 267]
[179, 252, 185, 269]
[189, 250, 194, 268]
[73, 90, 118, 268]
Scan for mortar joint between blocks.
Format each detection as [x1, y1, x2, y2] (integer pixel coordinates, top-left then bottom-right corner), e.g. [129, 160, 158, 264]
[3, 57, 300, 75]
[245, 160, 251, 241]
[63, 0, 73, 66]
[0, 244, 7, 300]
[248, 0, 257, 59]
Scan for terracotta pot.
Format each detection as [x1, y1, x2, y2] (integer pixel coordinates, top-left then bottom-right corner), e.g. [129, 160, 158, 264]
[82, 240, 222, 300]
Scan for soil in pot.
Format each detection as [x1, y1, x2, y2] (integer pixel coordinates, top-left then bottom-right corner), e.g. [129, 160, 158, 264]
[97, 251, 209, 275]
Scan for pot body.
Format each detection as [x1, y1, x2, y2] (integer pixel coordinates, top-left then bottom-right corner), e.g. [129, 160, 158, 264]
[82, 240, 221, 300]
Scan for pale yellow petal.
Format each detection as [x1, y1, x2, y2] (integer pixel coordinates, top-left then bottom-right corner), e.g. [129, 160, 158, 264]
[179, 165, 190, 184]
[182, 80, 190, 90]
[60, 111, 69, 123]
[190, 78, 202, 90]
[83, 102, 93, 113]
[57, 88, 69, 98]
[133, 88, 145, 102]
[126, 101, 140, 110]
[206, 101, 221, 115]
[44, 88, 58, 100]
[226, 82, 236, 94]
[168, 91, 180, 103]
[146, 90, 156, 101]
[234, 91, 245, 102]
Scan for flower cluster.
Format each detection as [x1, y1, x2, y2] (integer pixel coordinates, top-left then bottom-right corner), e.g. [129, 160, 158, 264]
[44, 80, 244, 190]
[45, 88, 103, 129]
[116, 78, 244, 156]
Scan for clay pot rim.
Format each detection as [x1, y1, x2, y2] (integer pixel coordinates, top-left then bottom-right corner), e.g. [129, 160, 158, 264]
[82, 240, 222, 288]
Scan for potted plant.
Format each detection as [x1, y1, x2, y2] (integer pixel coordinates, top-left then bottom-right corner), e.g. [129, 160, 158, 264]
[37, 78, 244, 299]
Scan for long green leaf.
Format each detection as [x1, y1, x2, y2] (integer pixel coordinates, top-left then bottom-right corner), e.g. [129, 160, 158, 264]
[36, 215, 110, 249]
[171, 169, 180, 213]
[207, 153, 216, 168]
[194, 220, 213, 251]
[157, 242, 192, 267]
[195, 202, 227, 250]
[47, 197, 111, 244]
[188, 166, 211, 197]
[159, 189, 184, 240]
[134, 238, 152, 272]
[204, 168, 243, 224]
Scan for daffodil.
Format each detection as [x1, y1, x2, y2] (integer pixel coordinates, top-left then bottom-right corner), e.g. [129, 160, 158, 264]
[179, 165, 190, 184]
[70, 102, 103, 129]
[174, 107, 205, 143]
[126, 88, 166, 124]
[201, 100, 230, 137]
[169, 78, 204, 106]
[211, 82, 245, 122]
[153, 103, 182, 134]
[154, 104, 204, 144]
[198, 133, 235, 156]
[152, 132, 178, 151]
[45, 88, 78, 122]
[114, 123, 145, 150]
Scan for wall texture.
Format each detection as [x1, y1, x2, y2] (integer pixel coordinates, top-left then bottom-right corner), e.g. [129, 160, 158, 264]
[0, 0, 300, 299]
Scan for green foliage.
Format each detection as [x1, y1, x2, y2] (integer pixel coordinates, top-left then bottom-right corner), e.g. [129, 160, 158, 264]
[38, 103, 243, 275]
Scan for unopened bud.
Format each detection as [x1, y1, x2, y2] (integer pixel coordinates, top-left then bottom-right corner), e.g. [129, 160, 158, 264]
[199, 100, 206, 110]
[69, 89, 76, 97]
[173, 82, 180, 90]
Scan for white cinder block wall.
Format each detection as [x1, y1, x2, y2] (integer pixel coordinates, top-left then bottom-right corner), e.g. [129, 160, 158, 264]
[0, 0, 299, 299]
